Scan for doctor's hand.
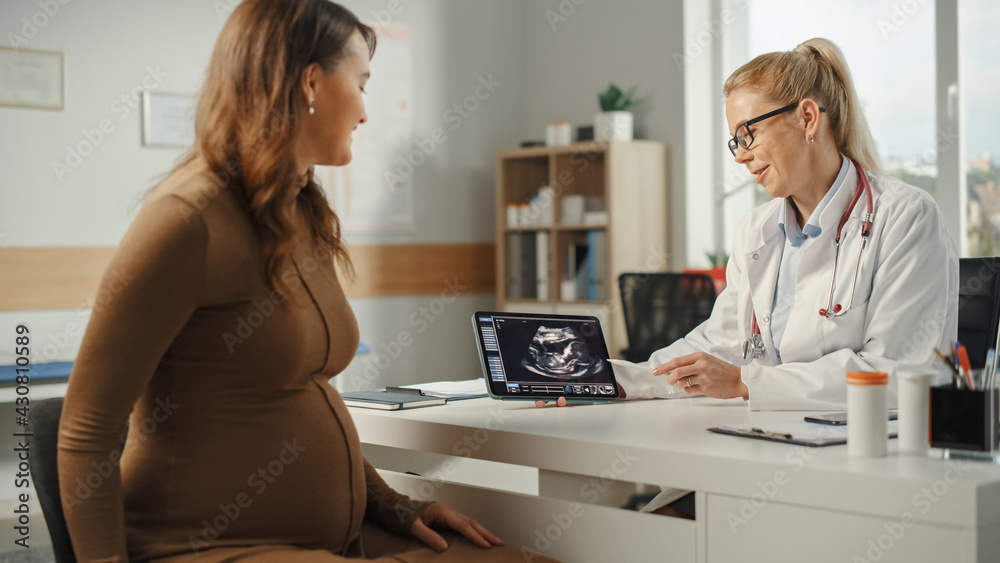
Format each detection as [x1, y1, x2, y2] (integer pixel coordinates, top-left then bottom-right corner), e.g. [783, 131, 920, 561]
[654, 352, 749, 400]
[410, 502, 504, 552]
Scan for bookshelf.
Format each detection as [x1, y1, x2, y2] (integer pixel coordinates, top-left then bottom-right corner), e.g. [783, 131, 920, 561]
[495, 140, 668, 357]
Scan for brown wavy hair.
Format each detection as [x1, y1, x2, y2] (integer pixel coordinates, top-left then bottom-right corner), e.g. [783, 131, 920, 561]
[186, 0, 374, 297]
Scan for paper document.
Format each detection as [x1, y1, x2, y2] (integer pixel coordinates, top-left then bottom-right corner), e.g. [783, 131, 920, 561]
[396, 378, 488, 399]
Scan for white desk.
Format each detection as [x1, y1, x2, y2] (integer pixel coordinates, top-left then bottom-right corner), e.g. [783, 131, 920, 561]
[350, 396, 1000, 562]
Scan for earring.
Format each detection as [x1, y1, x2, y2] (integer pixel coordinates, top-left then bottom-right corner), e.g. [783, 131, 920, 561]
[806, 134, 814, 146]
[308, 98, 315, 115]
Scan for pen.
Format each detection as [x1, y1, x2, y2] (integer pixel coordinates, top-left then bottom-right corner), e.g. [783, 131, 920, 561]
[956, 345, 973, 390]
[749, 427, 793, 440]
[987, 348, 998, 391]
[935, 348, 964, 389]
[985, 348, 995, 391]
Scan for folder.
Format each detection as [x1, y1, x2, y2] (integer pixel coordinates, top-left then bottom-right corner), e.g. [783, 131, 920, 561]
[341, 391, 447, 411]
[708, 420, 899, 447]
[386, 378, 487, 400]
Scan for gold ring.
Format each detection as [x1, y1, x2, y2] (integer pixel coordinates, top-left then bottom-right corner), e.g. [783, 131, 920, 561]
[686, 377, 693, 387]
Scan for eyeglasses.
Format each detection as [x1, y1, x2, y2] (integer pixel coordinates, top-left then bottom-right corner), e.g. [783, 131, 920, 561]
[727, 101, 826, 157]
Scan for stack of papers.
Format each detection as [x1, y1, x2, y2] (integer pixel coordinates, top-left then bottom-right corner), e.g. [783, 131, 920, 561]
[394, 378, 488, 399]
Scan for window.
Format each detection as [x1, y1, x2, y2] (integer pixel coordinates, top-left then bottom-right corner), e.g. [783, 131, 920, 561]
[962, 0, 1000, 256]
[745, 0, 937, 203]
[690, 0, 991, 260]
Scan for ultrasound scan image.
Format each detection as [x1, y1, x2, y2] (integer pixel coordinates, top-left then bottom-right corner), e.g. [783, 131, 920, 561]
[520, 325, 605, 379]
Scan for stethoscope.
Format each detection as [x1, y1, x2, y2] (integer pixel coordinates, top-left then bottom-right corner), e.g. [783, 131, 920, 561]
[743, 159, 874, 363]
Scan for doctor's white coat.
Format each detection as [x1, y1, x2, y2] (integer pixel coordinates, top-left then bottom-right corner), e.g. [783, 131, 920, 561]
[613, 160, 960, 411]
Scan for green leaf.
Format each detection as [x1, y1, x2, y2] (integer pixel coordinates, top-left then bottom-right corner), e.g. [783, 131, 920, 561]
[598, 83, 639, 112]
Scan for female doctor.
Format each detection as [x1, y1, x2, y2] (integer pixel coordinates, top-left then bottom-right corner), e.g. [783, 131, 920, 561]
[545, 38, 959, 411]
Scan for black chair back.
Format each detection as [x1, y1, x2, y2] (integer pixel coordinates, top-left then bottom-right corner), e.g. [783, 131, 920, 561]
[958, 257, 1000, 369]
[618, 273, 718, 363]
[29, 397, 77, 563]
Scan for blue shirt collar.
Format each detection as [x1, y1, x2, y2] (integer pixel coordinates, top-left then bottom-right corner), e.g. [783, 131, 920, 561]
[777, 155, 849, 246]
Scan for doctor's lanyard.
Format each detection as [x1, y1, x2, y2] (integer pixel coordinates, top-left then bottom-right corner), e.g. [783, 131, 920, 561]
[742, 159, 874, 365]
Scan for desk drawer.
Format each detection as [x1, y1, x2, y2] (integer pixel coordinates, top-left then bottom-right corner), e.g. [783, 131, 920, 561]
[380, 470, 696, 563]
[706, 493, 970, 563]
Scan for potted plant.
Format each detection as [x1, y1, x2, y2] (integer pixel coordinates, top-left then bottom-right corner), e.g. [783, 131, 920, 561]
[595, 83, 638, 142]
[683, 251, 729, 294]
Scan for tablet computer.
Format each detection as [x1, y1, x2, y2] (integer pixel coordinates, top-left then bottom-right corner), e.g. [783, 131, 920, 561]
[472, 311, 620, 402]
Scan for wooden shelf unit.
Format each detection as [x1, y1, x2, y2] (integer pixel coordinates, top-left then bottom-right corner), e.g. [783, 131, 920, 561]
[494, 140, 668, 357]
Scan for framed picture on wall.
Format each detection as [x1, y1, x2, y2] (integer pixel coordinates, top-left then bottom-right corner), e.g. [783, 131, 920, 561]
[142, 91, 196, 148]
[0, 46, 65, 110]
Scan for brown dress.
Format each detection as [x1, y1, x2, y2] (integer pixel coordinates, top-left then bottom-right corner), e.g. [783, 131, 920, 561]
[57, 160, 551, 562]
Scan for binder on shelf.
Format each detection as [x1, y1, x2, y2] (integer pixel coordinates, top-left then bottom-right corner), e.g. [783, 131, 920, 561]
[506, 232, 523, 299]
[564, 243, 589, 300]
[506, 232, 538, 299]
[536, 231, 549, 301]
[587, 230, 607, 301]
[574, 242, 590, 300]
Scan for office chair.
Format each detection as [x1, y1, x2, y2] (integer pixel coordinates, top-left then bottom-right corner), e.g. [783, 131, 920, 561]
[30, 397, 77, 563]
[957, 257, 1000, 369]
[31, 397, 137, 562]
[618, 273, 718, 363]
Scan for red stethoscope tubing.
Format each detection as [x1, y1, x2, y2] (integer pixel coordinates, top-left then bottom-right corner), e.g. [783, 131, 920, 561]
[749, 159, 873, 341]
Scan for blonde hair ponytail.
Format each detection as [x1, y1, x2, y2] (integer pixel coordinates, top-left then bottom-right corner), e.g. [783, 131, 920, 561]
[723, 38, 881, 172]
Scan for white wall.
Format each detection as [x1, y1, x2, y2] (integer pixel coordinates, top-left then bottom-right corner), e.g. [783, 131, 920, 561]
[0, 0, 690, 389]
[518, 0, 688, 269]
[333, 0, 527, 390]
[0, 0, 221, 246]
[0, 0, 230, 367]
[0, 0, 527, 390]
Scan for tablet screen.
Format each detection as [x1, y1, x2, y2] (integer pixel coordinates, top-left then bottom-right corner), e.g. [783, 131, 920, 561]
[472, 311, 619, 401]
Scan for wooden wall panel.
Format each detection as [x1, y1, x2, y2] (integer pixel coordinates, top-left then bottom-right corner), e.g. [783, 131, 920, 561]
[339, 243, 495, 298]
[0, 244, 495, 311]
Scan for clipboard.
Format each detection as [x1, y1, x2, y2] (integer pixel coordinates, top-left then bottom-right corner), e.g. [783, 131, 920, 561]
[709, 420, 898, 447]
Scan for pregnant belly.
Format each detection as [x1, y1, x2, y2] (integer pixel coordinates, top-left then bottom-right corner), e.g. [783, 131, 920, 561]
[122, 387, 367, 558]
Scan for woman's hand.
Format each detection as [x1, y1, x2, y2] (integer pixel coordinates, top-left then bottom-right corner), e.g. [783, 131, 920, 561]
[534, 397, 568, 408]
[535, 385, 626, 408]
[654, 352, 748, 400]
[410, 502, 504, 552]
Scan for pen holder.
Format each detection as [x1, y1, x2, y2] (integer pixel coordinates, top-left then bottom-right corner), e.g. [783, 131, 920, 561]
[928, 384, 999, 452]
